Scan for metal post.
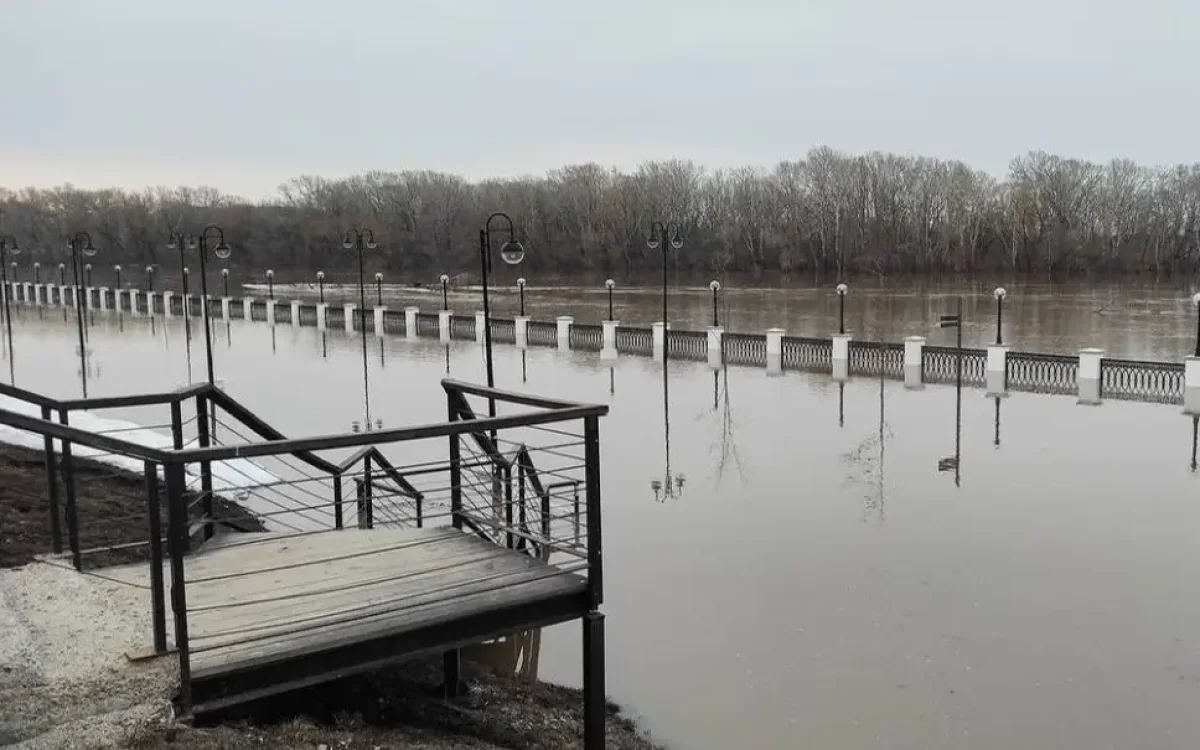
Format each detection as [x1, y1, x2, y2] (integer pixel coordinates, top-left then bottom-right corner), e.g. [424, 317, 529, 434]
[1194, 303, 1200, 358]
[448, 402, 462, 530]
[479, 229, 496, 417]
[332, 472, 344, 530]
[41, 404, 62, 553]
[996, 295, 1004, 346]
[144, 461, 167, 654]
[582, 610, 607, 750]
[196, 395, 213, 541]
[170, 399, 188, 552]
[69, 240, 90, 397]
[59, 410, 82, 571]
[584, 415, 603, 608]
[165, 462, 192, 715]
[607, 285, 613, 321]
[362, 453, 373, 529]
[712, 285, 718, 327]
[518, 280, 525, 316]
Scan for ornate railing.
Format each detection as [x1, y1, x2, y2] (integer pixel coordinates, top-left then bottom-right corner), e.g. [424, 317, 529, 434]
[451, 315, 476, 341]
[849, 340, 904, 377]
[723, 333, 766, 366]
[416, 312, 440, 337]
[325, 305, 345, 328]
[923, 345, 986, 385]
[781, 335, 831, 372]
[667, 330, 708, 360]
[526, 320, 558, 347]
[570, 323, 604, 351]
[381, 308, 406, 335]
[273, 302, 293, 325]
[615, 327, 653, 355]
[490, 317, 516, 344]
[250, 300, 268, 322]
[1006, 351, 1078, 394]
[1101, 358, 1183, 402]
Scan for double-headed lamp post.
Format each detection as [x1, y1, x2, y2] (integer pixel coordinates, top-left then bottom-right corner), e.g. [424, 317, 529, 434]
[605, 279, 615, 321]
[994, 287, 1007, 346]
[479, 213, 526, 413]
[344, 228, 379, 430]
[647, 222, 684, 365]
[709, 280, 721, 327]
[67, 232, 98, 396]
[836, 282, 848, 335]
[168, 226, 231, 386]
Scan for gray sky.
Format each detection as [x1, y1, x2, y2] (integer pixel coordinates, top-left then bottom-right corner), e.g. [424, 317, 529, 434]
[3, 0, 1197, 199]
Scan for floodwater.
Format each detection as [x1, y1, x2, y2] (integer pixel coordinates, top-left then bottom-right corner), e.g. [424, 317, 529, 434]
[259, 276, 1200, 361]
[4, 296, 1200, 750]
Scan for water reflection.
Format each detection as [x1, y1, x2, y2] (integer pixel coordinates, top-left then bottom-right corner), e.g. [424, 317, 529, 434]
[712, 363, 745, 488]
[270, 325, 277, 354]
[842, 370, 890, 522]
[993, 395, 1003, 448]
[521, 350, 527, 383]
[1191, 415, 1198, 472]
[651, 357, 685, 502]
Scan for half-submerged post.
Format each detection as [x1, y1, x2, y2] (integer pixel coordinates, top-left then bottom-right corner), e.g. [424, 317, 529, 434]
[475, 311, 487, 344]
[405, 306, 419, 339]
[601, 319, 619, 360]
[374, 305, 387, 336]
[514, 315, 529, 348]
[652, 322, 667, 361]
[557, 316, 573, 351]
[766, 327, 784, 376]
[290, 299, 301, 326]
[904, 336, 925, 389]
[438, 308, 452, 343]
[707, 325, 723, 370]
[1078, 348, 1104, 405]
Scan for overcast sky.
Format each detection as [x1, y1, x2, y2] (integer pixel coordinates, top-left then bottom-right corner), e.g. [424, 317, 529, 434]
[3, 0, 1197, 199]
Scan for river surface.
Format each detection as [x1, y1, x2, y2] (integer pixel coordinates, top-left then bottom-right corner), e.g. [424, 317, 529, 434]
[3, 292, 1200, 749]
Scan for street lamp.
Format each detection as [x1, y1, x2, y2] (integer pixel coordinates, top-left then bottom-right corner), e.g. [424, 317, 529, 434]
[836, 283, 848, 335]
[317, 271, 325, 303]
[479, 212, 525, 414]
[67, 232, 98, 396]
[374, 272, 383, 306]
[168, 226, 232, 387]
[0, 235, 19, 380]
[516, 277, 526, 316]
[1192, 293, 1200, 358]
[709, 280, 721, 327]
[33, 262, 40, 285]
[265, 269, 274, 300]
[994, 287, 1007, 346]
[84, 263, 93, 288]
[114, 264, 122, 290]
[440, 274, 449, 311]
[647, 221, 684, 366]
[145, 265, 154, 292]
[605, 278, 615, 321]
[58, 263, 65, 286]
[344, 228, 379, 430]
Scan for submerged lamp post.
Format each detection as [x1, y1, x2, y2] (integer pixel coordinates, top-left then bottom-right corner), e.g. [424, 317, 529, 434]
[710, 280, 721, 327]
[836, 282, 848, 334]
[479, 212, 526, 412]
[265, 269, 274, 300]
[0, 235, 19, 375]
[1192, 293, 1200, 357]
[375, 272, 383, 306]
[221, 268, 229, 297]
[168, 226, 231, 386]
[440, 274, 449, 311]
[647, 221, 685, 365]
[317, 271, 325, 303]
[994, 287, 1007, 345]
[605, 278, 615, 320]
[344, 228, 379, 430]
[67, 232, 98, 396]
[516, 277, 526, 316]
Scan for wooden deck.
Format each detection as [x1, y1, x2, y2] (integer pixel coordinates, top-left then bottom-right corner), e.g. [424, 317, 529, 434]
[111, 526, 588, 712]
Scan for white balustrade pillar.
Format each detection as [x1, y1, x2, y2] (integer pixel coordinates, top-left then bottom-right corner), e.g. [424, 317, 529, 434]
[99, 287, 109, 310]
[1078, 348, 1104, 405]
[476, 311, 487, 344]
[24, 282, 32, 302]
[514, 315, 529, 349]
[344, 303, 356, 333]
[1185, 356, 1200, 414]
[652, 322, 667, 360]
[832, 333, 852, 381]
[242, 298, 253, 321]
[438, 309, 452, 342]
[904, 336, 926, 389]
[405, 306, 419, 339]
[601, 320, 619, 360]
[221, 297, 232, 320]
[163, 291, 174, 317]
[264, 299, 275, 324]
[374, 306, 386, 336]
[290, 300, 301, 326]
[557, 316, 574, 351]
[128, 289, 139, 314]
[986, 344, 1010, 396]
[316, 302, 329, 330]
[59, 285, 68, 307]
[143, 291, 153, 314]
[33, 285, 42, 305]
[766, 327, 784, 376]
[707, 326, 724, 369]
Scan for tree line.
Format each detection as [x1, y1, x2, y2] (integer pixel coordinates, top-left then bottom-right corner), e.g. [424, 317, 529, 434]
[2, 147, 1199, 279]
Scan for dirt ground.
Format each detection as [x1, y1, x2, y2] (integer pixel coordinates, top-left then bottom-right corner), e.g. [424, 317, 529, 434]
[0, 443, 261, 569]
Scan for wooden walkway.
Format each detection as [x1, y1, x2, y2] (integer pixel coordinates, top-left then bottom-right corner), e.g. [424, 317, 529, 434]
[110, 526, 588, 713]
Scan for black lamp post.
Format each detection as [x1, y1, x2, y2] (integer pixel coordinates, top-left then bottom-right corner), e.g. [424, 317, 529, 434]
[265, 269, 274, 300]
[0, 235, 19, 379]
[67, 232, 98, 396]
[145, 265, 154, 292]
[58, 263, 65, 286]
[375, 272, 383, 306]
[647, 221, 684, 366]
[709, 280, 721, 327]
[1192, 293, 1200, 358]
[836, 282, 848, 334]
[479, 213, 526, 415]
[84, 263, 92, 288]
[994, 287, 1007, 346]
[317, 271, 325, 303]
[440, 273, 449, 311]
[168, 226, 231, 387]
[114, 264, 122, 290]
[344, 228, 379, 430]
[33, 262, 40, 285]
[605, 278, 615, 321]
[516, 277, 526, 316]
[221, 268, 229, 297]
[10, 261, 18, 285]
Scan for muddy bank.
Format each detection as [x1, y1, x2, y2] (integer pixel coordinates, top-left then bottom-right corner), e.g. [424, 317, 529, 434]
[0, 443, 262, 570]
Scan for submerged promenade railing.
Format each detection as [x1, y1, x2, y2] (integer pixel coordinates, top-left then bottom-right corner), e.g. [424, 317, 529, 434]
[4, 279, 1198, 406]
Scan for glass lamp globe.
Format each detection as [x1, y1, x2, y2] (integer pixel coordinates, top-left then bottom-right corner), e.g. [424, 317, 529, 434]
[499, 240, 525, 265]
[317, 271, 325, 280]
[1192, 292, 1200, 308]
[266, 269, 274, 278]
[343, 237, 354, 249]
[365, 238, 378, 250]
[214, 242, 232, 260]
[994, 287, 1007, 301]
[836, 283, 848, 296]
[440, 274, 450, 284]
[669, 232, 684, 250]
[82, 242, 97, 257]
[646, 234, 661, 250]
[517, 277, 526, 288]
[710, 280, 721, 292]
[221, 268, 229, 277]
[605, 279, 614, 290]
[375, 272, 383, 281]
